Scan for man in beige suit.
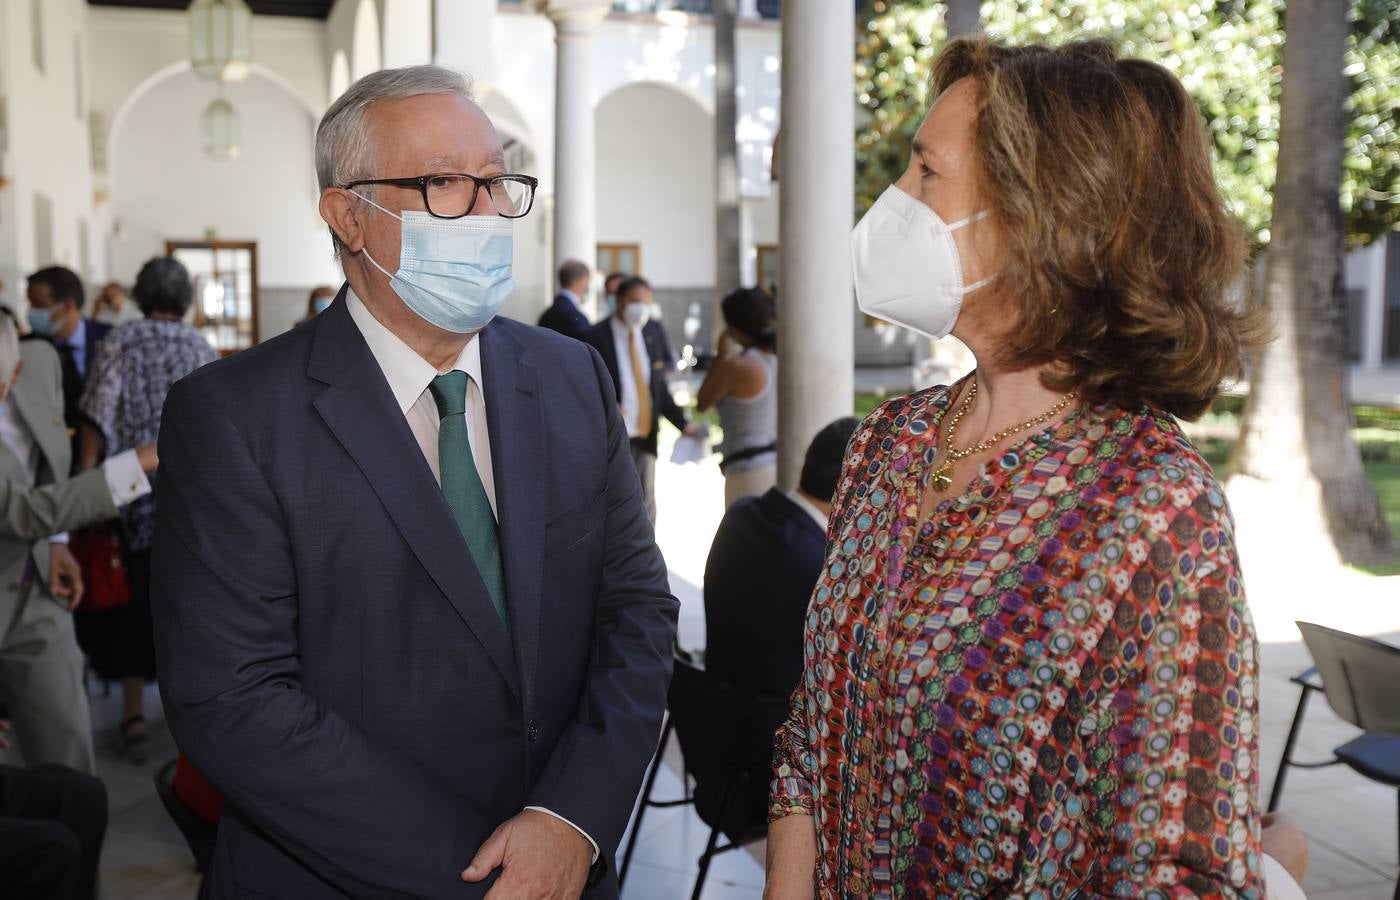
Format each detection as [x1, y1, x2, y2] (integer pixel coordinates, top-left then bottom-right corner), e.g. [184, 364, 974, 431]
[0, 315, 157, 773]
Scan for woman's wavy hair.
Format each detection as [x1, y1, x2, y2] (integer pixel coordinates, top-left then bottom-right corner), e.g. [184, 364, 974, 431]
[933, 36, 1268, 420]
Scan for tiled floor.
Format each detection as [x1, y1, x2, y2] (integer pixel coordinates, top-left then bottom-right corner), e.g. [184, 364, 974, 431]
[64, 441, 1400, 897]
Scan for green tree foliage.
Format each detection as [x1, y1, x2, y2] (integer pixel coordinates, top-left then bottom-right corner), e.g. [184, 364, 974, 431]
[854, 0, 1399, 247]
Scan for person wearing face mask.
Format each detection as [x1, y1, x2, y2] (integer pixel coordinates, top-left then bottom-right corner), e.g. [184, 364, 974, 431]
[150, 65, 677, 900]
[765, 37, 1281, 899]
[23, 267, 113, 468]
[537, 259, 592, 340]
[602, 271, 625, 318]
[583, 276, 704, 525]
[0, 312, 158, 777]
[302, 285, 337, 323]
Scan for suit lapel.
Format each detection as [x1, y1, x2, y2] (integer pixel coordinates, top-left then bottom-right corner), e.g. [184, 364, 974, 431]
[309, 293, 520, 698]
[480, 325, 545, 702]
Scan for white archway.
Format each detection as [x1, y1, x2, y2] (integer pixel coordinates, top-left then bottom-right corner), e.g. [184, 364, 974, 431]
[329, 50, 350, 102]
[382, 0, 432, 68]
[351, 0, 383, 80]
[594, 81, 715, 286]
[108, 60, 320, 157]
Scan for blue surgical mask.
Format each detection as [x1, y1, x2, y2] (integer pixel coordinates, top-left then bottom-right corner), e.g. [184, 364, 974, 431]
[312, 297, 333, 315]
[26, 308, 56, 337]
[604, 293, 617, 316]
[354, 193, 515, 334]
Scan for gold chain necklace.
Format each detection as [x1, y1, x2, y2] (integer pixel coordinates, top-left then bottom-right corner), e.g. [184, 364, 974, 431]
[928, 379, 1077, 493]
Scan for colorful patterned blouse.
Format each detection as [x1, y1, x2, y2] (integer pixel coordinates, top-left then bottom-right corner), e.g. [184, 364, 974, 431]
[770, 382, 1264, 898]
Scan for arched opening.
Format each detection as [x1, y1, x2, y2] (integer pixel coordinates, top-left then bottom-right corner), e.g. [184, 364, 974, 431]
[351, 0, 382, 80]
[595, 82, 715, 343]
[330, 50, 350, 102]
[107, 68, 339, 342]
[382, 0, 432, 68]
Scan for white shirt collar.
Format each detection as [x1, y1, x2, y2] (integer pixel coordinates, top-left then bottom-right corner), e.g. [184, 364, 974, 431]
[561, 289, 582, 311]
[345, 288, 483, 413]
[787, 489, 829, 532]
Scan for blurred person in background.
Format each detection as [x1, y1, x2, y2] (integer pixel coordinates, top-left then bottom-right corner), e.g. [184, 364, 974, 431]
[24, 266, 111, 464]
[78, 256, 217, 762]
[763, 36, 1288, 898]
[303, 285, 338, 323]
[0, 720, 108, 900]
[697, 287, 778, 507]
[538, 258, 592, 341]
[602, 271, 626, 318]
[0, 313, 156, 774]
[92, 282, 143, 328]
[584, 276, 703, 524]
[703, 416, 856, 733]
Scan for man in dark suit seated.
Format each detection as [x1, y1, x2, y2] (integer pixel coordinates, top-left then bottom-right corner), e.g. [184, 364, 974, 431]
[703, 417, 858, 730]
[151, 64, 678, 899]
[583, 276, 702, 524]
[537, 258, 592, 340]
[24, 267, 112, 466]
[0, 721, 107, 900]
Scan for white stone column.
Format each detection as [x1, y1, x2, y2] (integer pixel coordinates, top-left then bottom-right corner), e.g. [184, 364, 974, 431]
[1360, 239, 1387, 369]
[777, 1, 855, 488]
[738, 0, 760, 19]
[534, 2, 610, 304]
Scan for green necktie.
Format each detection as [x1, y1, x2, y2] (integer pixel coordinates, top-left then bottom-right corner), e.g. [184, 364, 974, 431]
[429, 371, 509, 631]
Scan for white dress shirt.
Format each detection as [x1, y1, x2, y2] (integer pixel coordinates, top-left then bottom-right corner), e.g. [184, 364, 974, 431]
[345, 290, 599, 863]
[0, 397, 151, 544]
[609, 316, 650, 439]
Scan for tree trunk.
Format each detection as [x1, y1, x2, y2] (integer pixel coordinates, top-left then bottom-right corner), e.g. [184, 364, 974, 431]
[1229, 0, 1397, 566]
[714, 0, 742, 337]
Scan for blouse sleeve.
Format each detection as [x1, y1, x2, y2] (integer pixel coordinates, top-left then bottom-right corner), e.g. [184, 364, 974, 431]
[1092, 484, 1264, 898]
[767, 407, 879, 823]
[79, 328, 124, 448]
[769, 687, 817, 820]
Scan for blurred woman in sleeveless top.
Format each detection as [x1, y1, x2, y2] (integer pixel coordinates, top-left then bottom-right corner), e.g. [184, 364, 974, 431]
[698, 287, 778, 508]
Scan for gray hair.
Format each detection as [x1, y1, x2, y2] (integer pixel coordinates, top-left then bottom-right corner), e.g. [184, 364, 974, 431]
[316, 65, 474, 192]
[316, 66, 474, 255]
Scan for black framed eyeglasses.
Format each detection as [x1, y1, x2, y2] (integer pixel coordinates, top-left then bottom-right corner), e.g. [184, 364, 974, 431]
[343, 173, 538, 219]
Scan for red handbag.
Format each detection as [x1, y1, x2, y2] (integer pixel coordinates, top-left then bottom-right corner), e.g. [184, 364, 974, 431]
[71, 523, 130, 610]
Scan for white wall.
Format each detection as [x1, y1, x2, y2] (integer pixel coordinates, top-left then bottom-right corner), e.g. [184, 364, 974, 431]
[108, 68, 338, 333]
[596, 82, 714, 288]
[0, 0, 100, 294]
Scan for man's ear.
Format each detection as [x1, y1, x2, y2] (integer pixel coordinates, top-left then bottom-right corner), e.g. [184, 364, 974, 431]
[320, 188, 367, 254]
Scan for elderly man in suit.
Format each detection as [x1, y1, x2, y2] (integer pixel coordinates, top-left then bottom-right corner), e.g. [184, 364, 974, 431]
[0, 315, 156, 774]
[537, 259, 592, 340]
[151, 65, 678, 899]
[583, 276, 702, 524]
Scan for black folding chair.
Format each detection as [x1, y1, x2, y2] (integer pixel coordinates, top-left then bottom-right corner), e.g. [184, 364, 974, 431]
[617, 657, 773, 900]
[1270, 621, 1400, 897]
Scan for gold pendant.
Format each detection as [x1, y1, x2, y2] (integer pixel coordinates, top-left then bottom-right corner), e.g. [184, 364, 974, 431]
[930, 462, 954, 493]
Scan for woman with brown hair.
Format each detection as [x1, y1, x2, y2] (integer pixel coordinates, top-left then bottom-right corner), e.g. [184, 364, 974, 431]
[764, 37, 1283, 897]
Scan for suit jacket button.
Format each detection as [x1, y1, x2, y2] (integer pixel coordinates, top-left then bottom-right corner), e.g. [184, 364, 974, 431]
[527, 720, 539, 742]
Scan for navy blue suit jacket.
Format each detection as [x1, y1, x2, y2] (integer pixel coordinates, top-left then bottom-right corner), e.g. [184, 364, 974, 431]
[536, 293, 590, 341]
[582, 318, 686, 457]
[151, 288, 679, 899]
[703, 488, 826, 731]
